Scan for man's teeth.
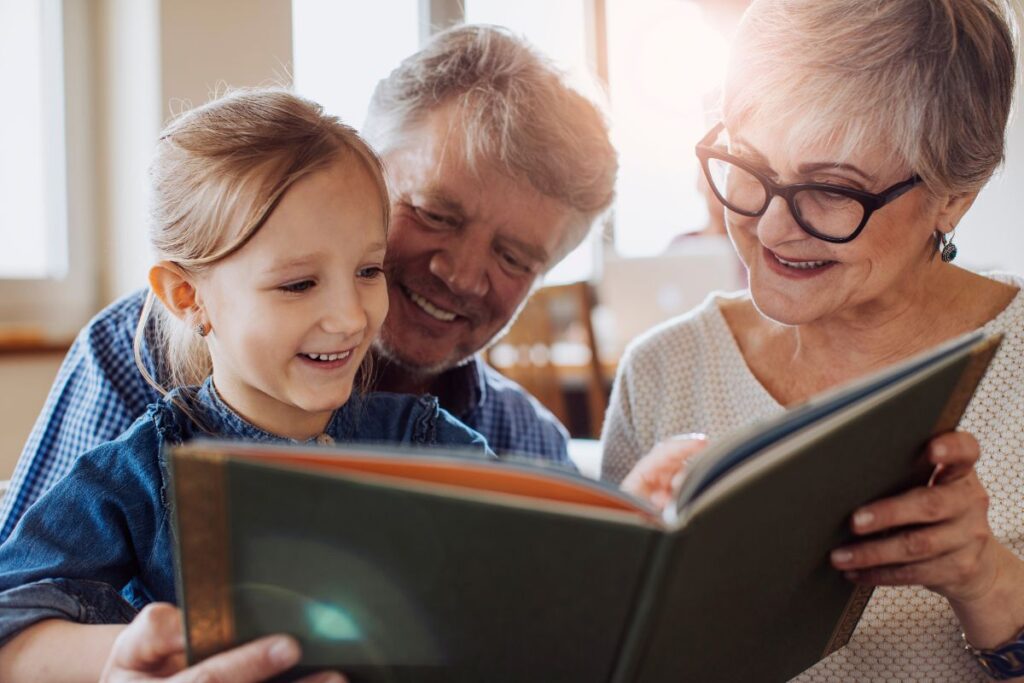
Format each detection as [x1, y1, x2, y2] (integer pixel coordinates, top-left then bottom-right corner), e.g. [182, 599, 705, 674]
[776, 255, 831, 269]
[303, 351, 351, 362]
[408, 290, 457, 322]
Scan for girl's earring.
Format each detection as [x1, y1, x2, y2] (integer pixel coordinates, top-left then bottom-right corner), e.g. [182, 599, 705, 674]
[940, 230, 958, 263]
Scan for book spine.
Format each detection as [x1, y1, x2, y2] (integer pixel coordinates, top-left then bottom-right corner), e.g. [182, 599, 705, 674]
[173, 449, 236, 662]
[608, 533, 677, 683]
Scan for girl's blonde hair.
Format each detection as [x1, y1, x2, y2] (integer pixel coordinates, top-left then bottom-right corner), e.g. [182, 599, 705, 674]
[133, 88, 390, 396]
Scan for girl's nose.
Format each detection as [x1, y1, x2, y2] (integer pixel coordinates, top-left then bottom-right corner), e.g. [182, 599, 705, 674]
[320, 289, 367, 338]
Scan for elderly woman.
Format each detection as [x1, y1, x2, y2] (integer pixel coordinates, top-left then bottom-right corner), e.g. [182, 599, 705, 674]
[603, 0, 1023, 680]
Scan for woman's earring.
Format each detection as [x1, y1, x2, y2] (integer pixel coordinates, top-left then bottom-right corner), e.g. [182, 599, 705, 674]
[940, 231, 958, 263]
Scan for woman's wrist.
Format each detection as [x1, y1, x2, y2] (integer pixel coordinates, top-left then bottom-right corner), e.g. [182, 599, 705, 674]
[949, 543, 1024, 649]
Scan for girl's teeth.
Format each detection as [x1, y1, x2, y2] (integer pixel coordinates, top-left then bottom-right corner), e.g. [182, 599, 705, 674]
[304, 351, 351, 362]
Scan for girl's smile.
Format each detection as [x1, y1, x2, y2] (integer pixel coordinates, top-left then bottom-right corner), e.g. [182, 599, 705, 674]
[194, 157, 389, 441]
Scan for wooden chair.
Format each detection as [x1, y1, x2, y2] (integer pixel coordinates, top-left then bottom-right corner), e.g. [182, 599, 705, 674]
[485, 282, 608, 438]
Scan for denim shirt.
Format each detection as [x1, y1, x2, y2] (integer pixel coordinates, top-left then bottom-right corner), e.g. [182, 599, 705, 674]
[0, 290, 568, 544]
[0, 379, 490, 645]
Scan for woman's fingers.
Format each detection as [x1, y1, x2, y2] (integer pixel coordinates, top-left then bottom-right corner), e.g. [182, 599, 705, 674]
[847, 474, 984, 535]
[831, 512, 987, 570]
[621, 434, 708, 510]
[927, 431, 981, 483]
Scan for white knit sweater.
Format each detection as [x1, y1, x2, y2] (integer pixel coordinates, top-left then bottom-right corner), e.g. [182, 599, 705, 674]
[601, 273, 1024, 681]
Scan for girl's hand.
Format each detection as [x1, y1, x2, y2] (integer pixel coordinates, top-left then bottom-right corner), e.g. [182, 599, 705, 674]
[101, 603, 346, 683]
[621, 434, 708, 511]
[829, 431, 1002, 602]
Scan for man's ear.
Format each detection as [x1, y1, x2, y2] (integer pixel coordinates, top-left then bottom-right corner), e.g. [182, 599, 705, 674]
[935, 191, 978, 235]
[149, 261, 204, 326]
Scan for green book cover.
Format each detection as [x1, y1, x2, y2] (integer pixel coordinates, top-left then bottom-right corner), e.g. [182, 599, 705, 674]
[170, 331, 1000, 683]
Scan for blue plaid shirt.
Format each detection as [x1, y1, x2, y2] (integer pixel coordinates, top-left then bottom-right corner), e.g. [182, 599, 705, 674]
[0, 289, 569, 542]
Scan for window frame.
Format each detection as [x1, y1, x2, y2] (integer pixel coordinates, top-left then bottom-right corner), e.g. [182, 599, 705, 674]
[0, 0, 98, 340]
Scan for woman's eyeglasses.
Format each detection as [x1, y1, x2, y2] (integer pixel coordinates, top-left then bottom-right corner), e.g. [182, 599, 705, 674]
[695, 122, 922, 243]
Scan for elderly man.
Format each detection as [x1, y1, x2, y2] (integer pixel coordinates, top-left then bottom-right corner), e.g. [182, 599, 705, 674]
[0, 24, 617, 543]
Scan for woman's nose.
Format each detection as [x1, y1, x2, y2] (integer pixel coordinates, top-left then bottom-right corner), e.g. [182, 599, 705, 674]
[756, 195, 806, 247]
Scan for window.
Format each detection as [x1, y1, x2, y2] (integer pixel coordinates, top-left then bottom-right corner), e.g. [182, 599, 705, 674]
[466, 0, 732, 265]
[0, 0, 95, 338]
[292, 0, 419, 132]
[0, 0, 67, 279]
[606, 0, 730, 257]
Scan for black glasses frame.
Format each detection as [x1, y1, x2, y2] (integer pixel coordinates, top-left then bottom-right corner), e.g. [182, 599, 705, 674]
[695, 122, 922, 243]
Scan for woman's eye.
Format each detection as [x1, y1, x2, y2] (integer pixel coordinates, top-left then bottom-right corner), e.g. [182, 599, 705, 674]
[280, 280, 315, 293]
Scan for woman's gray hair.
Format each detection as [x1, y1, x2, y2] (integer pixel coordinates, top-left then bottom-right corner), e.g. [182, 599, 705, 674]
[724, 0, 1019, 196]
[364, 24, 617, 254]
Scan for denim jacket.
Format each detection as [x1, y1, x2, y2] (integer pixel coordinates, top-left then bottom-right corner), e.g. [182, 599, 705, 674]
[0, 379, 490, 645]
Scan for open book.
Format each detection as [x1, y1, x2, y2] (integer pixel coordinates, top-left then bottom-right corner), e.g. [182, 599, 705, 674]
[170, 331, 1001, 683]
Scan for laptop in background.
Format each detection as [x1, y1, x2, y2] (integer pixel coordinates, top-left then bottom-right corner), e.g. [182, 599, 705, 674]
[595, 235, 746, 359]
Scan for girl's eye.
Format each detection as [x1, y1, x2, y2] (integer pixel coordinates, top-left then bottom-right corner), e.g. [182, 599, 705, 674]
[280, 280, 315, 293]
[358, 266, 385, 280]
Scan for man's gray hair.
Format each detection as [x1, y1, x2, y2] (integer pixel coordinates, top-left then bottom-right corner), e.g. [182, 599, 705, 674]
[364, 24, 617, 254]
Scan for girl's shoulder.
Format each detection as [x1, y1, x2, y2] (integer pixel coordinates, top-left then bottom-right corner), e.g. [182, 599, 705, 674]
[347, 392, 490, 453]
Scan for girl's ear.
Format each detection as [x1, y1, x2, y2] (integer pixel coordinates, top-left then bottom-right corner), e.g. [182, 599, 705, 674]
[149, 261, 205, 328]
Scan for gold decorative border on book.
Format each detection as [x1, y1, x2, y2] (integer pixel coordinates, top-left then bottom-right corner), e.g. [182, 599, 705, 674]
[173, 448, 236, 662]
[823, 585, 874, 658]
[932, 334, 1002, 434]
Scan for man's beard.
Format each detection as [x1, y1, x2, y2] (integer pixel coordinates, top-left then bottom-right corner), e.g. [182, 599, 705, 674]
[374, 290, 533, 372]
[371, 336, 475, 380]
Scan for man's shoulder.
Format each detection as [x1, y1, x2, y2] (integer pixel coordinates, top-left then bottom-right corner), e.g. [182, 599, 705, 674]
[71, 289, 149, 366]
[80, 289, 148, 339]
[472, 361, 570, 457]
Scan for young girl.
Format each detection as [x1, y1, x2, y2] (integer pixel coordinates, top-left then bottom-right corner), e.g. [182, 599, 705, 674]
[0, 88, 487, 681]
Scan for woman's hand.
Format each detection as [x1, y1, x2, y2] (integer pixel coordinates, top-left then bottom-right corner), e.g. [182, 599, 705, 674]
[829, 430, 1024, 649]
[101, 603, 346, 683]
[828, 431, 1000, 600]
[621, 434, 708, 511]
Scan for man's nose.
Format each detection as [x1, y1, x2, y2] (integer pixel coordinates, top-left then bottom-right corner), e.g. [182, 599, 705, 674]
[429, 240, 490, 298]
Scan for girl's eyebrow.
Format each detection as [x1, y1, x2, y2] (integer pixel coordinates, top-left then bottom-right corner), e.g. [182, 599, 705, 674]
[265, 254, 319, 276]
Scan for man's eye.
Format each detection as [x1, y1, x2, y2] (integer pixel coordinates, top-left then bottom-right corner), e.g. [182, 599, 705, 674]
[499, 250, 531, 273]
[414, 207, 454, 228]
[280, 280, 315, 293]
